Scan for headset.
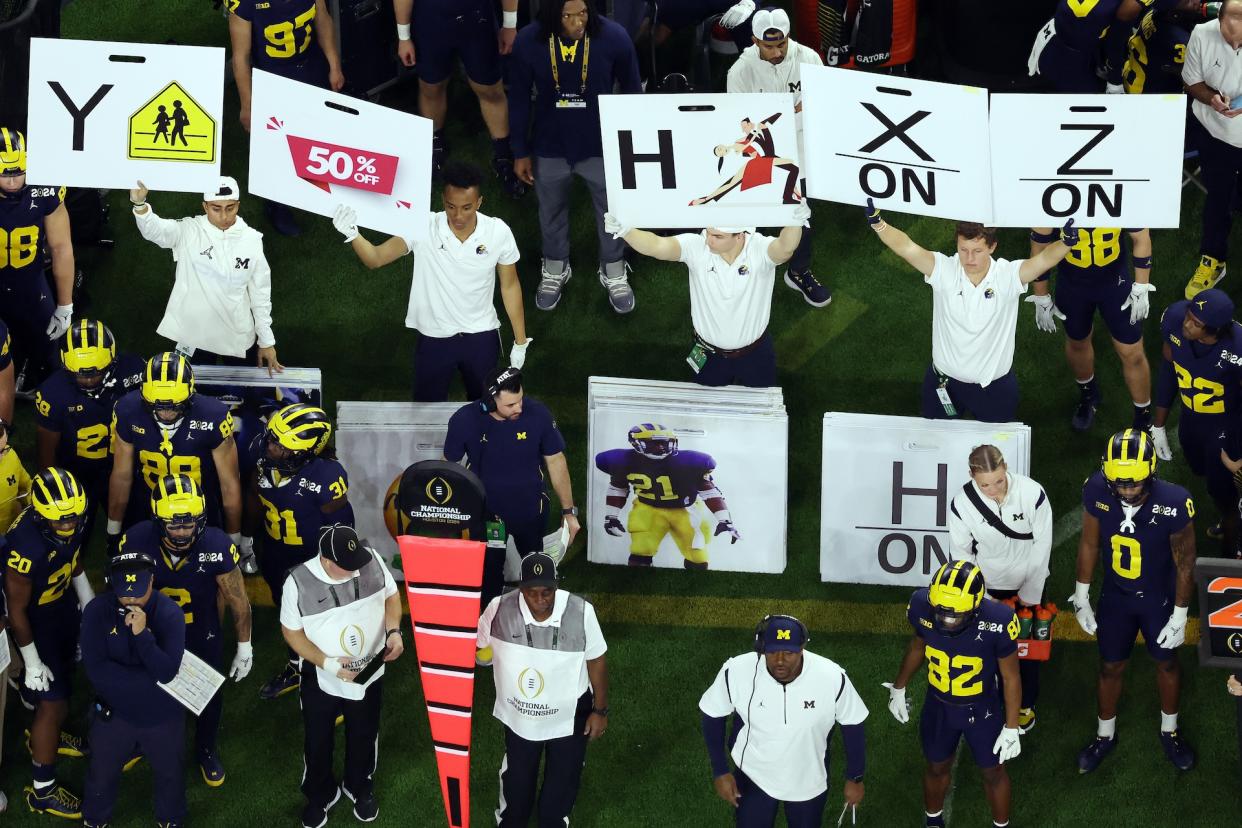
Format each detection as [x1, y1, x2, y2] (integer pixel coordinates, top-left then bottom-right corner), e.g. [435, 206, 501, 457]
[103, 550, 157, 589]
[752, 613, 809, 653]
[478, 366, 522, 414]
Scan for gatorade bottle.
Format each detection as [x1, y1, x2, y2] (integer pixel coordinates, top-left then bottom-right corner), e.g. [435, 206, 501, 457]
[1017, 606, 1034, 639]
[1204, 2, 1222, 20]
[1033, 603, 1057, 641]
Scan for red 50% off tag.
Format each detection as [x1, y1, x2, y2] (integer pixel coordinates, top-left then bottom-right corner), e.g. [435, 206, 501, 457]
[286, 135, 400, 195]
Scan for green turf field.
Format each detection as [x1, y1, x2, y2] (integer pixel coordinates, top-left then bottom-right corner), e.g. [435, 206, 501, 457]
[3, 1, 1242, 825]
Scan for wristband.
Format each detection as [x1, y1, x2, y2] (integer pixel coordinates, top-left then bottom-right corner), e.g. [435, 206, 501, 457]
[106, 518, 122, 536]
[386, 628, 402, 639]
[130, 200, 146, 207]
[592, 706, 609, 716]
[502, 10, 518, 27]
[397, 22, 411, 40]
[1132, 255, 1153, 269]
[1029, 229, 1058, 244]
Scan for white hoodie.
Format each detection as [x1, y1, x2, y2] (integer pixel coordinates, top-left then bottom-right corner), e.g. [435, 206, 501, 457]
[726, 38, 825, 148]
[135, 207, 274, 358]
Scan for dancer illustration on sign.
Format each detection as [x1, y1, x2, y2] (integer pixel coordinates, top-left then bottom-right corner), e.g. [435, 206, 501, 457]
[689, 113, 801, 206]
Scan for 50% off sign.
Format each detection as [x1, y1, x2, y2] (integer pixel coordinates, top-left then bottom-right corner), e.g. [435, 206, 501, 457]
[285, 134, 400, 195]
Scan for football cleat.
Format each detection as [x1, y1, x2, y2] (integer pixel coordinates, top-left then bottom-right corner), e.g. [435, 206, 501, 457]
[784, 269, 832, 307]
[301, 785, 341, 828]
[599, 263, 635, 314]
[683, 560, 709, 570]
[260, 662, 301, 700]
[627, 554, 653, 567]
[123, 750, 143, 772]
[925, 813, 946, 828]
[343, 787, 379, 822]
[535, 261, 572, 311]
[1076, 734, 1117, 773]
[1185, 255, 1226, 300]
[1160, 729, 1196, 771]
[199, 748, 226, 787]
[24, 729, 88, 758]
[1018, 707, 1036, 734]
[24, 784, 81, 819]
[1208, 522, 1224, 541]
[475, 646, 493, 667]
[1071, 384, 1100, 432]
[491, 156, 528, 199]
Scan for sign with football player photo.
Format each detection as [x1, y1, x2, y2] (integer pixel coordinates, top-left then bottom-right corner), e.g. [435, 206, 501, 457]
[248, 70, 433, 240]
[600, 93, 803, 229]
[820, 413, 1031, 587]
[800, 67, 992, 223]
[988, 94, 1185, 228]
[26, 38, 224, 191]
[587, 381, 788, 574]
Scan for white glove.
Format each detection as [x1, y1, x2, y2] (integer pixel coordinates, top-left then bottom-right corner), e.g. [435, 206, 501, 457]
[1105, 82, 1125, 94]
[510, 338, 532, 369]
[19, 643, 52, 693]
[881, 682, 910, 724]
[1150, 425, 1173, 461]
[1121, 282, 1155, 325]
[603, 212, 632, 240]
[792, 201, 812, 228]
[229, 641, 254, 682]
[1156, 605, 1189, 649]
[332, 204, 359, 243]
[72, 572, 94, 610]
[1069, 581, 1097, 636]
[46, 304, 73, 339]
[719, 0, 755, 28]
[993, 726, 1022, 762]
[237, 534, 259, 575]
[1024, 294, 1065, 334]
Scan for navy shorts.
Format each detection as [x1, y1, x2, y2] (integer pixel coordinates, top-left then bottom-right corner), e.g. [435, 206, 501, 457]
[921, 365, 1019, 423]
[919, 692, 1004, 769]
[254, 51, 330, 88]
[1037, 36, 1100, 93]
[413, 2, 501, 85]
[1177, 415, 1238, 505]
[1057, 275, 1141, 345]
[1097, 585, 1176, 663]
[31, 603, 80, 701]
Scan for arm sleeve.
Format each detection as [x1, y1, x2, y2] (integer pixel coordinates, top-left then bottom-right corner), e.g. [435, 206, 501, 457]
[1020, 487, 1053, 606]
[507, 39, 534, 158]
[279, 575, 303, 629]
[133, 207, 185, 251]
[702, 712, 732, 777]
[442, 414, 470, 463]
[248, 247, 276, 348]
[131, 605, 185, 684]
[1181, 28, 1205, 86]
[615, 31, 642, 94]
[582, 601, 607, 660]
[840, 723, 866, 779]
[947, 496, 975, 558]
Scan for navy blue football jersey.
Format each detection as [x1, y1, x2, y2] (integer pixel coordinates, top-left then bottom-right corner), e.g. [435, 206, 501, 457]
[1161, 300, 1242, 425]
[34, 355, 144, 480]
[1058, 227, 1140, 283]
[112, 390, 234, 498]
[227, 0, 325, 71]
[0, 319, 10, 371]
[118, 521, 237, 648]
[1082, 471, 1192, 595]
[595, 448, 717, 509]
[1123, 9, 1191, 94]
[255, 456, 352, 560]
[907, 588, 1018, 704]
[1054, 0, 1168, 50]
[0, 185, 63, 282]
[2, 507, 82, 613]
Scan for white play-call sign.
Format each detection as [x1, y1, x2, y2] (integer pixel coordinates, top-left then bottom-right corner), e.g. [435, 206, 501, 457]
[26, 38, 224, 191]
[989, 94, 1186, 228]
[801, 67, 992, 223]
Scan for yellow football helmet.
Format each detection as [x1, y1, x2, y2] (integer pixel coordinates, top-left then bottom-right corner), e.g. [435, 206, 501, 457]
[928, 560, 986, 636]
[60, 319, 117, 395]
[628, 423, 679, 459]
[261, 403, 332, 475]
[0, 128, 25, 177]
[1102, 428, 1156, 504]
[142, 352, 195, 420]
[31, 468, 87, 540]
[151, 474, 207, 551]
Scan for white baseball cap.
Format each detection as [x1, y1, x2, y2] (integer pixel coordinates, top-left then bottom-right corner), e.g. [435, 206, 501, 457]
[708, 226, 752, 235]
[751, 8, 790, 41]
[203, 176, 241, 203]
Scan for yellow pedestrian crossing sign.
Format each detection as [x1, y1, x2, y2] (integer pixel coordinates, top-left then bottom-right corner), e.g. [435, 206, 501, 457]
[128, 82, 215, 163]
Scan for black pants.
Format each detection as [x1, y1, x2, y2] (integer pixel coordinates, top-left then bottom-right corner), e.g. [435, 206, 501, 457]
[734, 768, 828, 828]
[188, 343, 257, 367]
[695, 333, 777, 388]
[1193, 116, 1242, 261]
[497, 692, 592, 828]
[299, 661, 382, 808]
[83, 712, 185, 824]
[193, 639, 225, 753]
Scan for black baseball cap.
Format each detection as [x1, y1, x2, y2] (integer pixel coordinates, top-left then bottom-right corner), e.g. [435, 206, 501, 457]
[318, 524, 372, 571]
[520, 553, 558, 588]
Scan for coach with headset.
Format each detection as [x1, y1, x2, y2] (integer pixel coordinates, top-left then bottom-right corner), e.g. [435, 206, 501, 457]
[442, 366, 579, 607]
[699, 615, 868, 827]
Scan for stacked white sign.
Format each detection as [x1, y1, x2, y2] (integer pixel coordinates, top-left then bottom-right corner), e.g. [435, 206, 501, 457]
[820, 413, 1032, 587]
[587, 377, 788, 574]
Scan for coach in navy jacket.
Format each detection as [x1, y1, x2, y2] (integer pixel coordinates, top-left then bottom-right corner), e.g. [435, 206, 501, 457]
[507, 0, 643, 315]
[80, 553, 186, 826]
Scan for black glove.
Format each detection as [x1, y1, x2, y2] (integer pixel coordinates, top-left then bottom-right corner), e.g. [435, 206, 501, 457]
[603, 515, 625, 537]
[106, 532, 121, 557]
[865, 197, 882, 227]
[1059, 218, 1080, 246]
[714, 520, 742, 544]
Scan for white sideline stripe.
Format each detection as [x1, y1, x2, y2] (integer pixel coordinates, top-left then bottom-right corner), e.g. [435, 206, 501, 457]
[413, 626, 477, 639]
[408, 587, 481, 599]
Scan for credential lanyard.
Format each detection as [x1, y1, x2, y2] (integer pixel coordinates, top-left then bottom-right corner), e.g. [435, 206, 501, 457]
[549, 35, 589, 95]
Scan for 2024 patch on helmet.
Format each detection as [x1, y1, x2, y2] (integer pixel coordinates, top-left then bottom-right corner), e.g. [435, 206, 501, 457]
[150, 474, 207, 553]
[928, 559, 986, 636]
[142, 352, 195, 421]
[261, 403, 332, 476]
[1102, 428, 1156, 505]
[60, 319, 117, 398]
[628, 423, 678, 459]
[31, 467, 87, 542]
